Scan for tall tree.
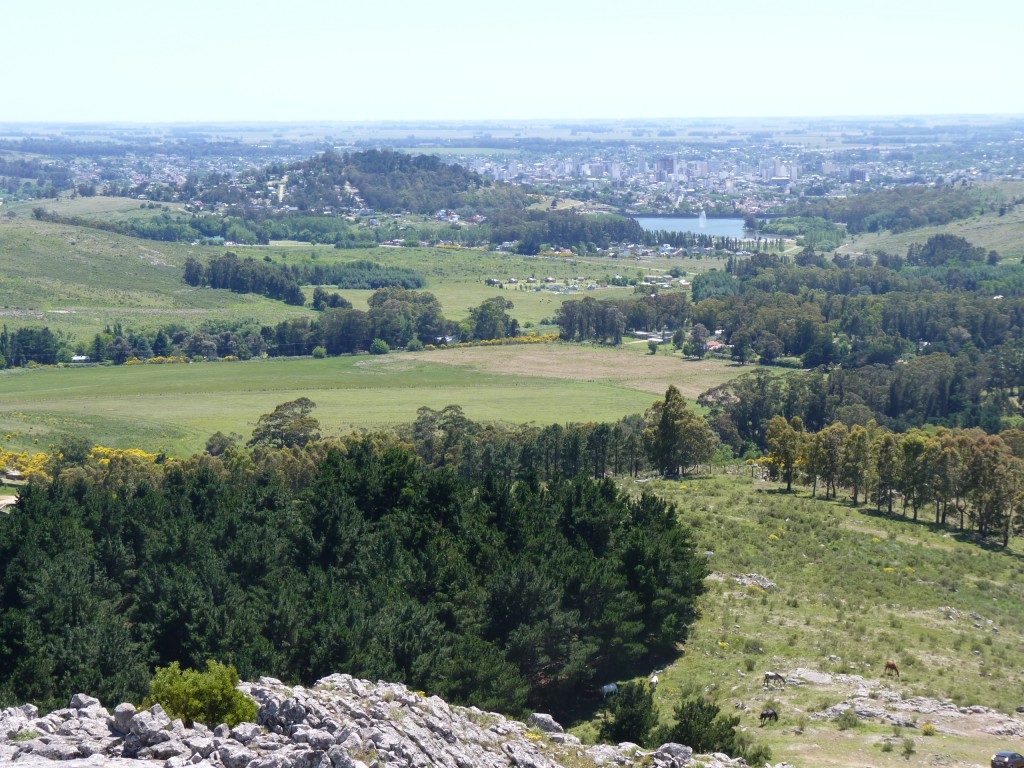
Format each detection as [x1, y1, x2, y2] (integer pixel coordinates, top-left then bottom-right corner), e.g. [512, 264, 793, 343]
[766, 416, 802, 492]
[248, 398, 321, 449]
[643, 386, 719, 475]
[839, 424, 872, 505]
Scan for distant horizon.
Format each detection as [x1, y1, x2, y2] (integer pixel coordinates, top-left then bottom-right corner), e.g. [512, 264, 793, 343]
[2, 113, 1023, 129]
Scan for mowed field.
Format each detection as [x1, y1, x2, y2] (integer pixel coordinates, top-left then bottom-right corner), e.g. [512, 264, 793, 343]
[0, 344, 741, 456]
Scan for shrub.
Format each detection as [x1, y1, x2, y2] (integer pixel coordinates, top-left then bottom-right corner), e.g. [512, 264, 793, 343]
[145, 660, 258, 728]
[311, 345, 327, 359]
[405, 338, 424, 352]
[599, 681, 657, 746]
[901, 737, 916, 758]
[654, 697, 739, 755]
[921, 722, 936, 736]
[836, 708, 860, 730]
[369, 338, 390, 355]
[741, 743, 773, 765]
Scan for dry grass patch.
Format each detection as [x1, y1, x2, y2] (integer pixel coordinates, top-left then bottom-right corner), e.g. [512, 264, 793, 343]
[411, 344, 742, 398]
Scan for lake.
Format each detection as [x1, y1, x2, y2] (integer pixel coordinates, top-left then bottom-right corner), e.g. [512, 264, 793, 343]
[633, 216, 753, 239]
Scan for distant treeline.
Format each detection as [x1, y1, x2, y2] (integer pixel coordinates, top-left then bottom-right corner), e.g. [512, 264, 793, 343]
[782, 184, 1006, 233]
[552, 234, 1024, 432]
[181, 252, 427, 305]
[637, 228, 787, 254]
[31, 207, 380, 248]
[755, 216, 845, 250]
[486, 209, 645, 254]
[183, 252, 306, 305]
[299, 259, 425, 290]
[0, 155, 72, 197]
[0, 289, 518, 367]
[0, 434, 706, 716]
[554, 293, 691, 344]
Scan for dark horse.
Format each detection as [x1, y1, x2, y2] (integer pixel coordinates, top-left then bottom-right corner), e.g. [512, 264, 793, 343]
[759, 708, 778, 726]
[884, 660, 900, 678]
[763, 671, 786, 688]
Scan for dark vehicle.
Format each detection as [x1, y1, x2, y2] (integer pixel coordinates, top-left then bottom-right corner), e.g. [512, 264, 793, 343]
[992, 752, 1024, 768]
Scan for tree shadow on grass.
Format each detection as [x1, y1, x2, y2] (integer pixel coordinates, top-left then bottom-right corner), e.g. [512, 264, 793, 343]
[856, 504, 1024, 563]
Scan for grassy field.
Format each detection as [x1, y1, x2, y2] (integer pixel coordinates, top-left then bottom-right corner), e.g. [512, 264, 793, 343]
[836, 185, 1024, 262]
[0, 214, 314, 336]
[0, 207, 724, 337]
[574, 473, 1024, 767]
[0, 343, 738, 456]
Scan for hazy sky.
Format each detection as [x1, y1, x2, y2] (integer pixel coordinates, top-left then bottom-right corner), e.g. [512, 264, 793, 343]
[5, 0, 1023, 123]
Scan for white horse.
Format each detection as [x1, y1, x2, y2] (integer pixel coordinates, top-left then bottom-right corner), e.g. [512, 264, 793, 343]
[601, 682, 618, 699]
[649, 674, 659, 692]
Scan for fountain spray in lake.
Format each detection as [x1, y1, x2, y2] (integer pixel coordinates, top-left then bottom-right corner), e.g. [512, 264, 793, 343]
[698, 209, 707, 228]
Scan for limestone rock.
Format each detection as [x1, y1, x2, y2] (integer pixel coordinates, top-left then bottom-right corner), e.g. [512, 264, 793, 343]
[1, 673, 784, 768]
[527, 713, 563, 734]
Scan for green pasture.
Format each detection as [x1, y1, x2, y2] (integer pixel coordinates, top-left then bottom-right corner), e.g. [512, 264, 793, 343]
[0, 211, 720, 338]
[5, 195, 188, 220]
[0, 349, 666, 456]
[582, 473, 1024, 766]
[0, 217, 312, 337]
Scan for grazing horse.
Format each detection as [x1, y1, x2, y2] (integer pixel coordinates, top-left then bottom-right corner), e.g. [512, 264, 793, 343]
[759, 708, 778, 726]
[649, 674, 659, 692]
[601, 682, 619, 699]
[884, 660, 900, 678]
[763, 671, 786, 688]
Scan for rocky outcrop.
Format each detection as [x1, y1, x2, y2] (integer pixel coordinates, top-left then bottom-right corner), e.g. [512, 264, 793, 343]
[812, 686, 1024, 736]
[0, 674, 793, 768]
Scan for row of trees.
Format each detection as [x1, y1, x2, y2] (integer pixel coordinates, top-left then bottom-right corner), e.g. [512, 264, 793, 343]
[698, 364, 994, 453]
[0, 289, 522, 367]
[766, 418, 1024, 546]
[553, 293, 691, 343]
[182, 253, 426, 306]
[183, 252, 305, 304]
[397, 388, 717, 487]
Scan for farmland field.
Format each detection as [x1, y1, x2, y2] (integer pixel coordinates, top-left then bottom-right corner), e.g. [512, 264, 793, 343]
[0, 344, 739, 456]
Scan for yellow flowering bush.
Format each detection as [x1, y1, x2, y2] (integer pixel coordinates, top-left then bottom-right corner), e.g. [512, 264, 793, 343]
[89, 446, 159, 465]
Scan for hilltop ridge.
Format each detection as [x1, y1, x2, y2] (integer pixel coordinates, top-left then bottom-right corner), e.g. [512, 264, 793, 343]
[1, 673, 780, 768]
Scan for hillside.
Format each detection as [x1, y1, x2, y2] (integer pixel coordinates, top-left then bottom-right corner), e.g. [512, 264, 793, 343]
[598, 473, 1024, 767]
[836, 190, 1024, 262]
[5, 470, 1024, 767]
[0, 213, 313, 337]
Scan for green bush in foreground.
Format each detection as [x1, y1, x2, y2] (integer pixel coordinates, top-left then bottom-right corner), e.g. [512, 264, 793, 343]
[599, 681, 657, 745]
[145, 661, 257, 728]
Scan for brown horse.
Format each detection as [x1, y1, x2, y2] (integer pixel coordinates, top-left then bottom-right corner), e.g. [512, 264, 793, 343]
[759, 708, 778, 726]
[884, 660, 900, 678]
